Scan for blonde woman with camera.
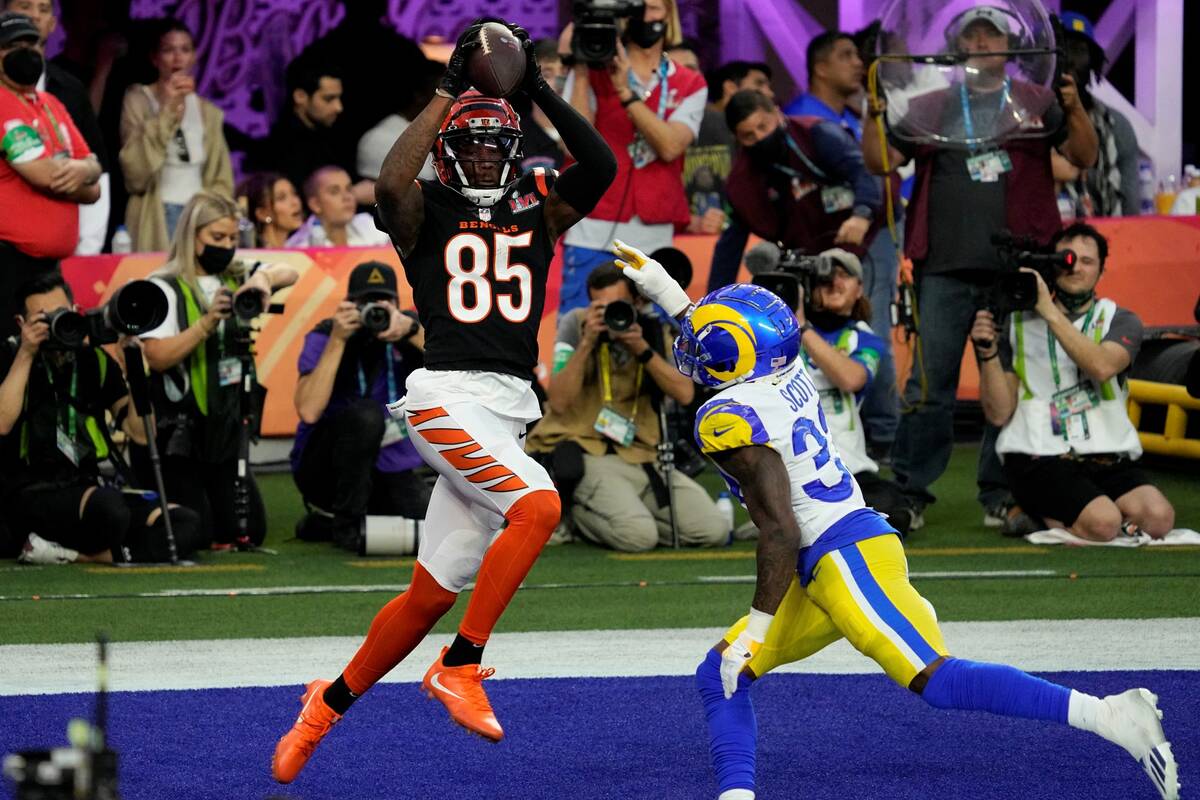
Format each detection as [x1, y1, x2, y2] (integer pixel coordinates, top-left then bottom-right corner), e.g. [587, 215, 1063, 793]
[138, 190, 297, 548]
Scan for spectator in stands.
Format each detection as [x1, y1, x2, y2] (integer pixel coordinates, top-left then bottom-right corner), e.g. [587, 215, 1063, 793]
[975, 222, 1174, 541]
[0, 271, 204, 564]
[0, 12, 100, 337]
[293, 0, 425, 164]
[5, 0, 110, 255]
[356, 58, 441, 183]
[560, 0, 707, 316]
[286, 166, 390, 248]
[863, 6, 1098, 529]
[724, 90, 880, 257]
[119, 18, 233, 251]
[1053, 13, 1139, 218]
[236, 172, 303, 249]
[1170, 165, 1200, 216]
[666, 38, 700, 72]
[528, 263, 726, 551]
[292, 261, 430, 550]
[784, 31, 864, 138]
[139, 191, 298, 548]
[514, 40, 569, 174]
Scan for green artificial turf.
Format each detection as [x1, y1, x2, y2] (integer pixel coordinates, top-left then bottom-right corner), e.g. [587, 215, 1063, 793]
[3, 445, 1197, 645]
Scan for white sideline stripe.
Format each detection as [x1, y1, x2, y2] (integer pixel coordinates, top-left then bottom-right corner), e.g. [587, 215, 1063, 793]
[2, 618, 1198, 696]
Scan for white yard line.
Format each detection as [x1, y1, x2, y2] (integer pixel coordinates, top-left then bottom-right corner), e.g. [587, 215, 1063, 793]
[2, 618, 1197, 696]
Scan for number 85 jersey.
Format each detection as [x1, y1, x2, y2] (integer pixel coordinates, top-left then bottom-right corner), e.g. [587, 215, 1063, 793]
[695, 362, 897, 585]
[401, 169, 559, 379]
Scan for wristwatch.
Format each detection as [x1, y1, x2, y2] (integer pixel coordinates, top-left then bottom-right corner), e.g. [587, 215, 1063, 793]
[636, 347, 655, 364]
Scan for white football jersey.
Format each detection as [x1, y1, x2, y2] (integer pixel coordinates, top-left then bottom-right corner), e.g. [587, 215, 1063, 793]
[694, 361, 896, 583]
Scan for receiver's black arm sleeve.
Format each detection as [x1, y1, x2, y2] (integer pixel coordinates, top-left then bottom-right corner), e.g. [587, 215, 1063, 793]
[532, 83, 617, 216]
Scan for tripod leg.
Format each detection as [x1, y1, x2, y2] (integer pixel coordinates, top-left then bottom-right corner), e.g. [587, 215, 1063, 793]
[123, 344, 179, 563]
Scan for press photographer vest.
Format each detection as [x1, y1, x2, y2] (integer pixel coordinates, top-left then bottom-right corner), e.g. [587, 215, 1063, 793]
[18, 349, 110, 473]
[996, 298, 1142, 459]
[726, 116, 873, 252]
[585, 61, 704, 228]
[150, 276, 255, 463]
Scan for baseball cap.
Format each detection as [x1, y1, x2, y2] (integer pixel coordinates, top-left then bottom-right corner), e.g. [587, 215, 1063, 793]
[347, 261, 398, 300]
[1059, 12, 1095, 40]
[821, 248, 863, 280]
[0, 12, 40, 47]
[950, 6, 1012, 38]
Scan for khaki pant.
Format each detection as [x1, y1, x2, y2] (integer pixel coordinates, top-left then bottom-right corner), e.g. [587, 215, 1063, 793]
[571, 453, 728, 551]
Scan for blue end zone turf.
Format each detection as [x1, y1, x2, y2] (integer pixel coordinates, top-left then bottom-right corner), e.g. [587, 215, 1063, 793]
[1, 671, 1194, 800]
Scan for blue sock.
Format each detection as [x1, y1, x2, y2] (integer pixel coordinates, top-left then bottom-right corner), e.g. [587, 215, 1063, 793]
[921, 657, 1070, 723]
[696, 649, 757, 794]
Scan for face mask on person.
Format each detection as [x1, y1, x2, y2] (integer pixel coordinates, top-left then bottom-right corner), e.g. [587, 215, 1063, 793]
[197, 243, 236, 274]
[3, 48, 43, 86]
[626, 17, 666, 49]
[808, 308, 853, 332]
[1055, 287, 1095, 313]
[747, 124, 786, 166]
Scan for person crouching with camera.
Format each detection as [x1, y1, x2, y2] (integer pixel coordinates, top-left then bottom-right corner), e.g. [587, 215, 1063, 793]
[138, 190, 298, 548]
[0, 272, 204, 564]
[527, 262, 726, 551]
[291, 261, 430, 550]
[975, 222, 1175, 541]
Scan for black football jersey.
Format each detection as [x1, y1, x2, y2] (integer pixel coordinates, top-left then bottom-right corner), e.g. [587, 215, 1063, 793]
[396, 169, 559, 378]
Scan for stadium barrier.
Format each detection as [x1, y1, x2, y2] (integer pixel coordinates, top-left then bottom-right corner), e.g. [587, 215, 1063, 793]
[1127, 379, 1200, 459]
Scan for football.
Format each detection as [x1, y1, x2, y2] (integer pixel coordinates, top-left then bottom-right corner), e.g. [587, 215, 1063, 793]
[466, 22, 527, 98]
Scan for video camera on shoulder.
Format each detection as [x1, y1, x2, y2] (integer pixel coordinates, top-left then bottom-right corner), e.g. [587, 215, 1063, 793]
[571, 0, 643, 63]
[744, 242, 837, 313]
[984, 232, 1077, 319]
[44, 280, 168, 351]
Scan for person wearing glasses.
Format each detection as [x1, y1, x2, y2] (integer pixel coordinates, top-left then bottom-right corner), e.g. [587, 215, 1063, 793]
[119, 17, 232, 251]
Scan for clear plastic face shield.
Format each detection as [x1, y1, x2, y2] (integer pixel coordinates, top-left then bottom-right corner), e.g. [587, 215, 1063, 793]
[872, 0, 1060, 149]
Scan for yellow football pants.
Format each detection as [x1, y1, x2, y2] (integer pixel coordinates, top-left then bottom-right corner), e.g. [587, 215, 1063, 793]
[721, 534, 949, 687]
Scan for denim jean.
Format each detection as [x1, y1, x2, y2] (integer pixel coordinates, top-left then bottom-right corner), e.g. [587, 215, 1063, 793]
[163, 202, 186, 241]
[706, 217, 750, 292]
[560, 245, 616, 319]
[859, 227, 901, 447]
[891, 271, 1010, 510]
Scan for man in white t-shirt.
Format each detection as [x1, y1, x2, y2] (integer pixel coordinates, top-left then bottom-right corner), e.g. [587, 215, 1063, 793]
[356, 58, 440, 183]
[286, 166, 390, 248]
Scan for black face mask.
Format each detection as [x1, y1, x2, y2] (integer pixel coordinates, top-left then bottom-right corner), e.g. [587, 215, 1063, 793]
[3, 48, 43, 86]
[197, 244, 236, 274]
[747, 124, 786, 167]
[808, 309, 852, 332]
[626, 17, 666, 49]
[1055, 287, 1095, 313]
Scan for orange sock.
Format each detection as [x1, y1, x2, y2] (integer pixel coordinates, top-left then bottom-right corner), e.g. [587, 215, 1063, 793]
[342, 562, 457, 695]
[458, 490, 561, 645]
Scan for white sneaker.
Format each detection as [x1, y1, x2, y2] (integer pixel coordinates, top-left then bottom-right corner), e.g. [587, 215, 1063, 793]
[17, 533, 79, 565]
[1096, 689, 1180, 800]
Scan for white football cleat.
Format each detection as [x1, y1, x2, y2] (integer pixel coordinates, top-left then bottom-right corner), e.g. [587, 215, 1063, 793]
[1095, 689, 1179, 800]
[17, 533, 78, 565]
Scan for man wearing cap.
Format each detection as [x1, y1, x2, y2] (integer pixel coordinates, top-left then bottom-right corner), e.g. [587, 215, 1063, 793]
[291, 261, 430, 550]
[863, 4, 1099, 531]
[1054, 11, 1140, 218]
[0, 11, 100, 337]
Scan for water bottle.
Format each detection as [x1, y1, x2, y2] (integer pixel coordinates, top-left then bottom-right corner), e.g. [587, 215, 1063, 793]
[1138, 162, 1156, 215]
[716, 491, 735, 544]
[111, 225, 132, 254]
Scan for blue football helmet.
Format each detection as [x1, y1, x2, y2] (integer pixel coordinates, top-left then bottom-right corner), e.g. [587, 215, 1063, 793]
[673, 284, 800, 388]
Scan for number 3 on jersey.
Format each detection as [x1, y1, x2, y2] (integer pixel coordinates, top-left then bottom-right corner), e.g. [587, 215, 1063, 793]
[445, 231, 533, 324]
[791, 407, 854, 502]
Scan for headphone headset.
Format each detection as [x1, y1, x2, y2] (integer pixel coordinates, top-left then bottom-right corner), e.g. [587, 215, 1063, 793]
[942, 5, 1030, 52]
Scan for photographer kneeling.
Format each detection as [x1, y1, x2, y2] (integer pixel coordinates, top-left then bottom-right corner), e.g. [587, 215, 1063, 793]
[0, 273, 203, 564]
[292, 261, 430, 550]
[139, 191, 299, 548]
[975, 222, 1175, 541]
[528, 263, 726, 551]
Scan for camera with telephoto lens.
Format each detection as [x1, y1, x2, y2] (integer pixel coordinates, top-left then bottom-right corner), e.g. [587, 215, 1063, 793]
[571, 0, 643, 63]
[233, 288, 265, 321]
[749, 250, 837, 314]
[984, 232, 1077, 320]
[602, 299, 636, 333]
[359, 302, 392, 334]
[43, 280, 169, 351]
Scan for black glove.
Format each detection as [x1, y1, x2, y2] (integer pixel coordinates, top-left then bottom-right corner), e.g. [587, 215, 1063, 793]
[439, 18, 498, 97]
[513, 28, 551, 96]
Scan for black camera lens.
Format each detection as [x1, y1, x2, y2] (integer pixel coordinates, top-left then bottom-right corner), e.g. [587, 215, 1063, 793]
[233, 290, 265, 321]
[603, 299, 636, 332]
[106, 279, 168, 335]
[360, 302, 392, 334]
[44, 308, 88, 349]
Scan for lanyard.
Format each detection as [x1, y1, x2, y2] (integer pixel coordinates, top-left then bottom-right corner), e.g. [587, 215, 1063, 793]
[769, 129, 830, 183]
[628, 57, 671, 119]
[43, 358, 78, 439]
[960, 78, 1011, 153]
[3, 84, 70, 153]
[357, 346, 397, 401]
[1047, 303, 1096, 389]
[599, 343, 643, 419]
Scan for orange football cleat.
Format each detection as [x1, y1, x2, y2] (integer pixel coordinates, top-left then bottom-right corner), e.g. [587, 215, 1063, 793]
[422, 646, 505, 742]
[271, 679, 342, 783]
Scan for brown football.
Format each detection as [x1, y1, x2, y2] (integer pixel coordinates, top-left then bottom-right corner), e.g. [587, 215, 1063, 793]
[466, 22, 527, 98]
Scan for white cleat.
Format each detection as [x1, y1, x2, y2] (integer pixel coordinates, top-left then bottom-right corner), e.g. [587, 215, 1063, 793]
[17, 533, 78, 565]
[1095, 689, 1180, 800]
